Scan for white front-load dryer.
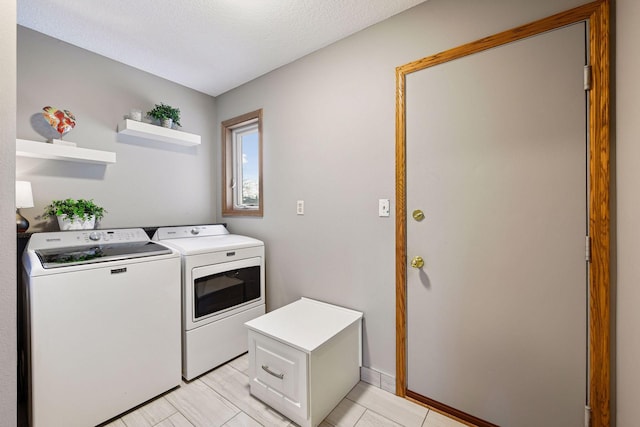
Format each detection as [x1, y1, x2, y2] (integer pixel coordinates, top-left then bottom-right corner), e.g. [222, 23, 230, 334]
[154, 224, 265, 379]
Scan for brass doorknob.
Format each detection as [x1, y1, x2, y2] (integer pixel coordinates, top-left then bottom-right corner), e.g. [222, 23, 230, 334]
[410, 256, 424, 269]
[412, 210, 425, 221]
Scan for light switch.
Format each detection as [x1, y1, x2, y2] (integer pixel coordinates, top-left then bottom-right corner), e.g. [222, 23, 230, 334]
[379, 199, 390, 217]
[297, 200, 304, 215]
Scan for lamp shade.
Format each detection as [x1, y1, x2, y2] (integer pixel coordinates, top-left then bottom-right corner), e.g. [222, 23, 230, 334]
[16, 181, 34, 209]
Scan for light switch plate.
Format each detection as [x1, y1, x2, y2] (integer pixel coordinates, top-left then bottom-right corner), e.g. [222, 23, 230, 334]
[379, 199, 390, 217]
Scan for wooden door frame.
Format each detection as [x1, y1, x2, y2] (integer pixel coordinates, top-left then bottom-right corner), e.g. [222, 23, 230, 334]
[395, 1, 610, 426]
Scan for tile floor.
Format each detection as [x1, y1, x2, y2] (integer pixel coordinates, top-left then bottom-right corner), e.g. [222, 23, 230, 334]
[102, 353, 469, 427]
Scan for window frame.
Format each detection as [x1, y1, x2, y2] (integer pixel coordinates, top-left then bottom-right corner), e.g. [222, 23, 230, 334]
[221, 109, 263, 217]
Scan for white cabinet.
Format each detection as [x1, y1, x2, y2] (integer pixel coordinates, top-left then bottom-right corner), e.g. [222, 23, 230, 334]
[245, 298, 363, 427]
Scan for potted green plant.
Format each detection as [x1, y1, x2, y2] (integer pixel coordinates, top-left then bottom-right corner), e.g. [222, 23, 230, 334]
[146, 103, 181, 128]
[43, 198, 106, 230]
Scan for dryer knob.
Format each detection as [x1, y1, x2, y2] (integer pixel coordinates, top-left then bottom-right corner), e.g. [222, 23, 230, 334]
[89, 231, 101, 241]
[190, 228, 200, 235]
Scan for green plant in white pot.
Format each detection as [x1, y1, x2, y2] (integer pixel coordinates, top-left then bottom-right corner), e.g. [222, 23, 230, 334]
[146, 103, 181, 128]
[43, 199, 106, 230]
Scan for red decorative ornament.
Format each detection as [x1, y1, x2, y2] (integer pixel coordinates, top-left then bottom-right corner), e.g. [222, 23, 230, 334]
[42, 106, 76, 138]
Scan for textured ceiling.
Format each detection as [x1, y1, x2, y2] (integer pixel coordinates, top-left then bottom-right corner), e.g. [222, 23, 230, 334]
[17, 0, 427, 96]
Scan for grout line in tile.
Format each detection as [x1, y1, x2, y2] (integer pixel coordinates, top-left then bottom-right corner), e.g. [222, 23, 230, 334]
[227, 361, 248, 376]
[353, 407, 367, 426]
[227, 365, 245, 375]
[420, 409, 429, 427]
[358, 409, 406, 427]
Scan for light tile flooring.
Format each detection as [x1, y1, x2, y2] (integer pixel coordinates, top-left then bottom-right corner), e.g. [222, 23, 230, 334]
[102, 353, 469, 427]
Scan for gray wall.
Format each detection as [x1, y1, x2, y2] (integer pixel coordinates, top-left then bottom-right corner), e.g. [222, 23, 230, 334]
[615, 1, 640, 426]
[215, 0, 595, 382]
[0, 0, 16, 424]
[16, 26, 218, 231]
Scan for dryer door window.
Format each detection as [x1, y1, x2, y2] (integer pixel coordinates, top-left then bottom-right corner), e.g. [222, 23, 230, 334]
[194, 264, 261, 319]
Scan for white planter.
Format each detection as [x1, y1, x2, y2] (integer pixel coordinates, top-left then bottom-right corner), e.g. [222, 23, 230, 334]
[57, 215, 96, 230]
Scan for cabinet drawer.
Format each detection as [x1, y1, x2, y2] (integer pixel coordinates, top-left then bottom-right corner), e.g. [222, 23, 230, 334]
[255, 336, 305, 399]
[249, 331, 308, 422]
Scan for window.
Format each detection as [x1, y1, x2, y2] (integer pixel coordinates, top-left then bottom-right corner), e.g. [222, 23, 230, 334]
[221, 109, 263, 216]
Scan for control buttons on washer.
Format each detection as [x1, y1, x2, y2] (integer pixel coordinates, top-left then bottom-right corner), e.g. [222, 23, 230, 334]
[190, 228, 200, 235]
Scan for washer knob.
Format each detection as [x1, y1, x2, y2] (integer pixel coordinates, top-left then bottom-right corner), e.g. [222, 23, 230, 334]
[89, 231, 101, 241]
[190, 228, 200, 235]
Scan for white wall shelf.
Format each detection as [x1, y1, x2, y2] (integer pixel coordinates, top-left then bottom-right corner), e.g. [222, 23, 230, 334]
[117, 119, 201, 147]
[16, 139, 116, 165]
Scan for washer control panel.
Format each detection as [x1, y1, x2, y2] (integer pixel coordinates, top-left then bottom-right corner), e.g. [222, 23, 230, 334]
[27, 228, 153, 251]
[81, 229, 147, 244]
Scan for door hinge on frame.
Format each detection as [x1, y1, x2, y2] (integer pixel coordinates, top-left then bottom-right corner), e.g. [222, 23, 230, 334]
[585, 405, 591, 427]
[586, 236, 591, 263]
[584, 65, 592, 91]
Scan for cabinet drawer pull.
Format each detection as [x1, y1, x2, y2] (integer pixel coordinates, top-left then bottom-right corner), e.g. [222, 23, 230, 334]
[261, 365, 284, 379]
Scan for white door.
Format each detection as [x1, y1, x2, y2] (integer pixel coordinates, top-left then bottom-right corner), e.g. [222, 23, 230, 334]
[406, 23, 587, 427]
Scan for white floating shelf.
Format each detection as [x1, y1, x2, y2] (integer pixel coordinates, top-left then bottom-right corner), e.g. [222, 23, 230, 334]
[16, 139, 116, 165]
[117, 119, 201, 147]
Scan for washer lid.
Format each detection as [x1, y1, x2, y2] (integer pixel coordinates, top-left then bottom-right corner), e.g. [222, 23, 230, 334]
[35, 241, 172, 269]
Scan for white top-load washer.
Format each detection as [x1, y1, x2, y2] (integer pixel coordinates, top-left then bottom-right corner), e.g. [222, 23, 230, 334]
[153, 224, 265, 380]
[22, 228, 182, 427]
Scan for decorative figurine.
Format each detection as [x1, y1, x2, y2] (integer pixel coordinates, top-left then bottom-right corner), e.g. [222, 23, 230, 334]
[42, 106, 76, 138]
